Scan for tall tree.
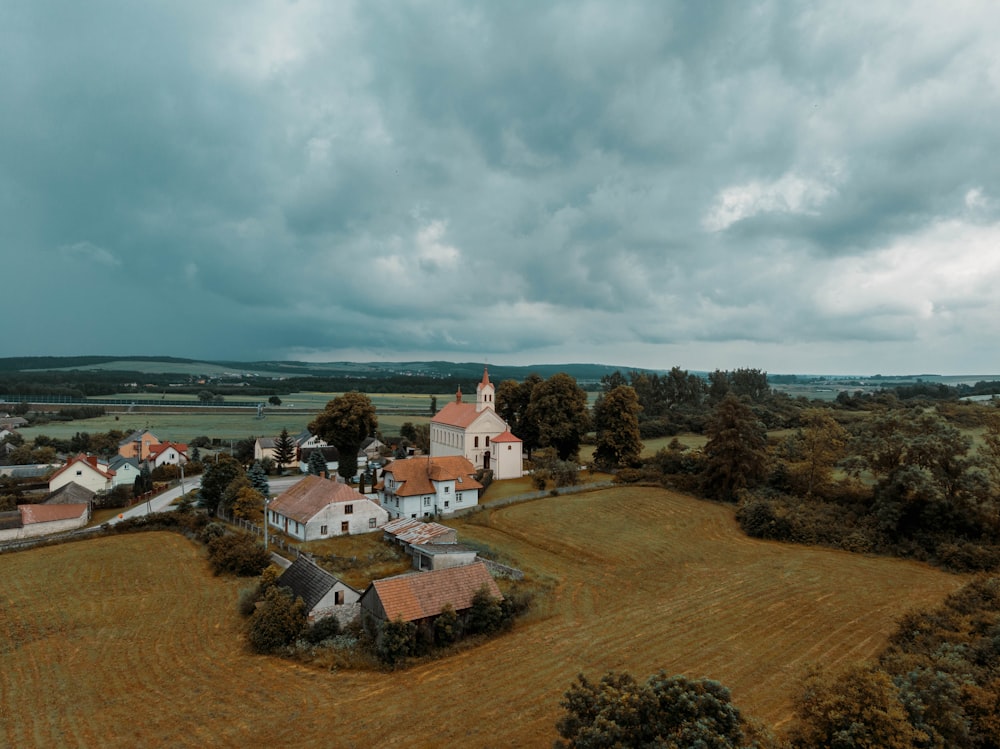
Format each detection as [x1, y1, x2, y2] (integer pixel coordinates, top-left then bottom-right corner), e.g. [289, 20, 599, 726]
[198, 453, 244, 514]
[702, 395, 768, 502]
[309, 391, 378, 482]
[272, 428, 296, 474]
[525, 373, 590, 462]
[592, 385, 643, 470]
[787, 408, 849, 497]
[306, 448, 328, 476]
[247, 460, 270, 497]
[497, 374, 543, 454]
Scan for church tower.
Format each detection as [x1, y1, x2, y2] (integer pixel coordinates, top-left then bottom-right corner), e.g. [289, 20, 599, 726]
[475, 367, 495, 412]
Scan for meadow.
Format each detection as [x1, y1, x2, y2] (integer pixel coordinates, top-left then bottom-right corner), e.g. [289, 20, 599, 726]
[0, 486, 963, 748]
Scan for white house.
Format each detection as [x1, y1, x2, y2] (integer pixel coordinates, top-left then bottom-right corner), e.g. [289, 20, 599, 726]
[148, 442, 188, 469]
[268, 475, 388, 541]
[378, 456, 483, 520]
[107, 455, 141, 488]
[430, 368, 523, 480]
[48, 454, 115, 495]
[274, 555, 361, 626]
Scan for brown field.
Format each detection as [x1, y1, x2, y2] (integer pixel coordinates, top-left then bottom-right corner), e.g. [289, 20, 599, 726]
[1, 487, 963, 748]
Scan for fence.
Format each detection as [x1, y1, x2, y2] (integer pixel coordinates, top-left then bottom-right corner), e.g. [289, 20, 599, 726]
[215, 507, 305, 560]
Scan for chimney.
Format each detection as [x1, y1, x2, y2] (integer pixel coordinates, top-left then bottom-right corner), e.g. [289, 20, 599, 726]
[455, 386, 463, 404]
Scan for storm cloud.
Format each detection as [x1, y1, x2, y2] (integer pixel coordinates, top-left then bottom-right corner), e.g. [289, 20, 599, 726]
[3, 0, 1000, 374]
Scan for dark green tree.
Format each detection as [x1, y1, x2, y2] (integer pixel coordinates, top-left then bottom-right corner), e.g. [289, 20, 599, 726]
[198, 453, 244, 514]
[555, 670, 764, 749]
[592, 385, 643, 470]
[309, 392, 378, 482]
[307, 448, 327, 476]
[247, 585, 306, 654]
[525, 373, 590, 462]
[467, 585, 504, 635]
[497, 374, 543, 455]
[377, 616, 416, 666]
[400, 422, 417, 443]
[247, 460, 270, 497]
[702, 395, 768, 503]
[267, 395, 282, 406]
[272, 428, 296, 474]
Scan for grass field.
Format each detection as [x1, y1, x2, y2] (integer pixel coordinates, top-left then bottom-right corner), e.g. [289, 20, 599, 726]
[0, 487, 963, 748]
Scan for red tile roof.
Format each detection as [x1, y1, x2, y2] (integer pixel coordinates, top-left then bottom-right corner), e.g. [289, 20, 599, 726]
[148, 442, 188, 459]
[20, 503, 89, 524]
[270, 475, 371, 524]
[367, 561, 501, 622]
[382, 456, 482, 497]
[48, 454, 115, 482]
[492, 429, 521, 443]
[430, 400, 482, 428]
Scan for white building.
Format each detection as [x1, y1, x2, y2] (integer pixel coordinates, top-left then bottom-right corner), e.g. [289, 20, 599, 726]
[48, 455, 115, 495]
[268, 475, 388, 541]
[429, 368, 523, 480]
[378, 456, 483, 520]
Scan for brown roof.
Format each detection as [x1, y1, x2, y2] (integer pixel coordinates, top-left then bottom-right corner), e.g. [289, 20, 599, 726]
[383, 518, 456, 546]
[269, 475, 370, 524]
[492, 429, 521, 443]
[19, 504, 89, 525]
[382, 456, 482, 497]
[148, 442, 188, 459]
[367, 561, 501, 622]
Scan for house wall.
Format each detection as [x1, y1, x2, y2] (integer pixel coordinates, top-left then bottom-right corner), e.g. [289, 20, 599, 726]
[493, 441, 523, 481]
[111, 465, 138, 488]
[272, 499, 388, 541]
[379, 485, 479, 519]
[412, 549, 478, 571]
[0, 510, 89, 541]
[310, 582, 362, 626]
[119, 433, 159, 460]
[50, 464, 111, 494]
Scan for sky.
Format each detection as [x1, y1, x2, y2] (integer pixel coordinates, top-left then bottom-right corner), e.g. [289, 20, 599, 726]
[3, 1, 1000, 376]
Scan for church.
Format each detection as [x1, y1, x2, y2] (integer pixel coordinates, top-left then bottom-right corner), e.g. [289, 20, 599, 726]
[429, 368, 523, 480]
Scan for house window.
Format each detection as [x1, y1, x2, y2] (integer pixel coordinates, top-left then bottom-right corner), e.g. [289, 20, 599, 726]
[335, 590, 344, 605]
[341, 521, 349, 532]
[423, 497, 430, 506]
[474, 436, 479, 448]
[368, 517, 376, 528]
[508, 445, 512, 451]
[76, 470, 83, 476]
[344, 504, 353, 514]
[486, 436, 490, 447]
[320, 525, 328, 535]
[457, 494, 463, 503]
[444, 486, 450, 493]
[444, 501, 450, 508]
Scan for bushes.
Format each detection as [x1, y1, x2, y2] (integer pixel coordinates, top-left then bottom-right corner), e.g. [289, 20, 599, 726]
[301, 616, 341, 645]
[206, 532, 271, 576]
[376, 616, 416, 666]
[247, 586, 306, 654]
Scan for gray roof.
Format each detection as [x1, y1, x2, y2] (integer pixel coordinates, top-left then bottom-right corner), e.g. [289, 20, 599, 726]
[108, 455, 140, 471]
[275, 556, 356, 614]
[409, 543, 477, 556]
[299, 445, 340, 461]
[44, 482, 95, 505]
[118, 429, 154, 447]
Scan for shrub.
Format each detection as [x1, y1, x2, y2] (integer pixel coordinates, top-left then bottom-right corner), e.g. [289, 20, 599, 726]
[614, 468, 642, 484]
[467, 586, 504, 635]
[302, 616, 342, 645]
[198, 522, 226, 544]
[247, 586, 306, 654]
[377, 616, 416, 667]
[207, 533, 271, 576]
[434, 604, 460, 646]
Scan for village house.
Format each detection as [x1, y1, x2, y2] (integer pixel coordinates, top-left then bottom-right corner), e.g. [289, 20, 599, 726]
[117, 429, 160, 461]
[48, 454, 115, 495]
[267, 475, 388, 541]
[429, 368, 523, 480]
[378, 456, 483, 519]
[148, 441, 188, 469]
[359, 561, 502, 629]
[107, 455, 141, 488]
[274, 556, 361, 626]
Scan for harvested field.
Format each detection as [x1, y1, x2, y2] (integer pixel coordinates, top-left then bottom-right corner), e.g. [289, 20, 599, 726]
[1, 488, 963, 747]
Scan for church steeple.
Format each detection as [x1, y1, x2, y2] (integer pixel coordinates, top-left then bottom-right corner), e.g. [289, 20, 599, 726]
[476, 366, 494, 412]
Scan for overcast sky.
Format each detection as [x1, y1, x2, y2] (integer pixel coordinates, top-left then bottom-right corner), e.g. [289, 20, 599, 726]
[3, 1, 1000, 375]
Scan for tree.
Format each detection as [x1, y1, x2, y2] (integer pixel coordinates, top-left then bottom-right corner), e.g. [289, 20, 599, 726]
[400, 422, 417, 443]
[555, 670, 764, 749]
[377, 616, 417, 666]
[788, 663, 923, 749]
[592, 385, 643, 470]
[307, 448, 328, 476]
[272, 428, 296, 474]
[466, 585, 504, 635]
[247, 460, 270, 497]
[198, 453, 244, 514]
[309, 391, 378, 483]
[234, 436, 256, 464]
[410, 423, 430, 454]
[232, 486, 265, 524]
[525, 373, 590, 462]
[197, 390, 215, 403]
[786, 409, 849, 497]
[247, 585, 306, 654]
[497, 374, 543, 455]
[267, 395, 282, 407]
[702, 395, 768, 502]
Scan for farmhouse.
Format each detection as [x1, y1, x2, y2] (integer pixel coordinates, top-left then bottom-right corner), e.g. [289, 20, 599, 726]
[0, 503, 91, 542]
[378, 456, 482, 519]
[148, 441, 188, 469]
[430, 368, 523, 480]
[359, 561, 501, 627]
[275, 555, 361, 625]
[48, 454, 115, 495]
[268, 475, 388, 541]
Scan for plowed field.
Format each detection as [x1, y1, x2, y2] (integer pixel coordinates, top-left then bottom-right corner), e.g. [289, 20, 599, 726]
[0, 487, 963, 747]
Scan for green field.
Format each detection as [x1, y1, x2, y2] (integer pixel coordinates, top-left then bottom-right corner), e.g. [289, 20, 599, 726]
[0, 487, 963, 747]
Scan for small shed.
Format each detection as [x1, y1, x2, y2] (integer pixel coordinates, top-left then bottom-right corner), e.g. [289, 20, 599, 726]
[409, 543, 479, 572]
